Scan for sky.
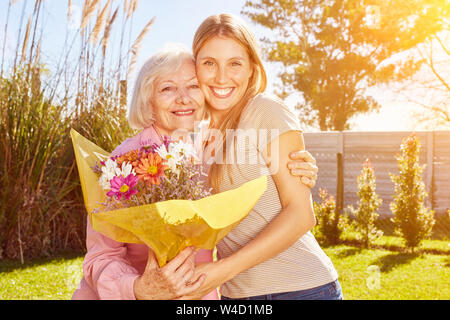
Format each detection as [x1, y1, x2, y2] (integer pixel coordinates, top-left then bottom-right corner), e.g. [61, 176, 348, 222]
[0, 0, 440, 132]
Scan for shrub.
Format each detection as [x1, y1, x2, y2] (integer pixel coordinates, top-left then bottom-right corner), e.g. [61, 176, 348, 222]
[390, 134, 435, 252]
[313, 188, 345, 245]
[0, 68, 76, 261]
[347, 159, 383, 248]
[0, 0, 152, 261]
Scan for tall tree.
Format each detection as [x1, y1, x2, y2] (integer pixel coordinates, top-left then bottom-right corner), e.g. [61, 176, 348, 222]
[403, 32, 449, 129]
[242, 0, 449, 131]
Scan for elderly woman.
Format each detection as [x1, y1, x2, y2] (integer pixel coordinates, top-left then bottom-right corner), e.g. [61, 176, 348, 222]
[72, 45, 318, 300]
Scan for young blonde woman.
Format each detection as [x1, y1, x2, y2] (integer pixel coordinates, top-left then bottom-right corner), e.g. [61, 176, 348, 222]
[72, 45, 319, 300]
[180, 14, 343, 300]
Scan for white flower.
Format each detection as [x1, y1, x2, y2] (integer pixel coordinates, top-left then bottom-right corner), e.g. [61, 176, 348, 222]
[171, 141, 195, 159]
[98, 159, 118, 189]
[102, 158, 118, 177]
[167, 157, 180, 176]
[98, 158, 137, 190]
[156, 144, 182, 176]
[99, 173, 111, 190]
[155, 144, 170, 160]
[116, 161, 135, 178]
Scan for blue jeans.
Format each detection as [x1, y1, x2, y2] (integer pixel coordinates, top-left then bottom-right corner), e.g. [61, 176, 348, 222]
[221, 279, 343, 300]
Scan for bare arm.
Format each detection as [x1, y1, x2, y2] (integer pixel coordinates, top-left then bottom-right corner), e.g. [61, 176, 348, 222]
[218, 130, 316, 278]
[179, 130, 316, 299]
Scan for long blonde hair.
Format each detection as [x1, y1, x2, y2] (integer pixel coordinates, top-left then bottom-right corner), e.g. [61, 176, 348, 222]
[192, 13, 267, 191]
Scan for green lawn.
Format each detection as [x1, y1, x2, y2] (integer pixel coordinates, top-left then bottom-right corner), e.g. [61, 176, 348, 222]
[0, 239, 449, 300]
[323, 245, 449, 300]
[0, 253, 84, 300]
[340, 232, 450, 255]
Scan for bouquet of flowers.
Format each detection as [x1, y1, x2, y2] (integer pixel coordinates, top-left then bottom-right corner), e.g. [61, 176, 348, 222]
[94, 136, 212, 211]
[70, 129, 267, 266]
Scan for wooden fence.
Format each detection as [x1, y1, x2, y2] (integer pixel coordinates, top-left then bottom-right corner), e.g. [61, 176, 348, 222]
[303, 131, 450, 219]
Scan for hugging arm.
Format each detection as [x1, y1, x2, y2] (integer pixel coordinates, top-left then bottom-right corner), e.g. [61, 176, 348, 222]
[177, 130, 316, 299]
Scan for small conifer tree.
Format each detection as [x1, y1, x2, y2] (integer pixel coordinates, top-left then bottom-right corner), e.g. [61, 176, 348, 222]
[350, 159, 383, 248]
[313, 188, 342, 245]
[390, 134, 435, 252]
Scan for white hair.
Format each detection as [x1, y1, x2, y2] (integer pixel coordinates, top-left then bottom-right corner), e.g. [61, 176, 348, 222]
[127, 43, 194, 130]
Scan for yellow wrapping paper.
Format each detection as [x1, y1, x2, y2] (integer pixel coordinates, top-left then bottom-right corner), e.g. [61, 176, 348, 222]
[70, 129, 267, 266]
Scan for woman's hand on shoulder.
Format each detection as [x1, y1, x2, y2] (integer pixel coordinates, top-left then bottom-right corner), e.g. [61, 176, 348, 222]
[287, 150, 318, 189]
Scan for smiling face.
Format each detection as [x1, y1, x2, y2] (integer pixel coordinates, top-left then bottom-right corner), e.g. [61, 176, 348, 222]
[150, 58, 205, 136]
[195, 36, 253, 122]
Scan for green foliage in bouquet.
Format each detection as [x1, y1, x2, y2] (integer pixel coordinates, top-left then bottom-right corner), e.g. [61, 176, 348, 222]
[347, 159, 383, 248]
[390, 134, 435, 252]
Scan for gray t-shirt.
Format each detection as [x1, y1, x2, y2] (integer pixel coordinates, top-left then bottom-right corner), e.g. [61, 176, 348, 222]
[215, 93, 338, 298]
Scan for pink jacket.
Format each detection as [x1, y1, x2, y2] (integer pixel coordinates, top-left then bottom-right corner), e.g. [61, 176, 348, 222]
[72, 126, 218, 300]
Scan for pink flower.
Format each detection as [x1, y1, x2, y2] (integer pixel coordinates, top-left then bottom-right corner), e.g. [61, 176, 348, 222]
[106, 174, 139, 200]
